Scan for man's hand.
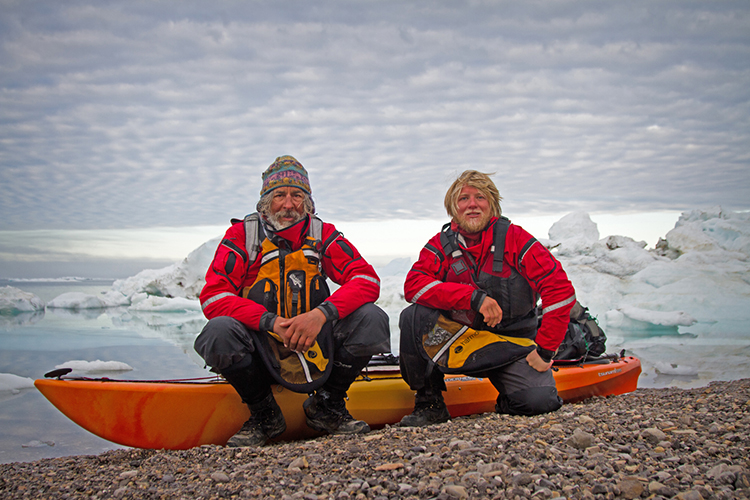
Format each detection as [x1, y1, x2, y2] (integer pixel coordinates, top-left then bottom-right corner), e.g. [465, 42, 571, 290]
[526, 349, 553, 373]
[478, 296, 503, 327]
[273, 308, 327, 353]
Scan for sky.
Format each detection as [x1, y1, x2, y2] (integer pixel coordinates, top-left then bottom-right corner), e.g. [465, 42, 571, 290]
[1, 1, 749, 278]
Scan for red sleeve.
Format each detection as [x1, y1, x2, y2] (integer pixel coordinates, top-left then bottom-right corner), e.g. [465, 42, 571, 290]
[403, 233, 477, 311]
[319, 223, 381, 320]
[506, 224, 576, 351]
[199, 222, 268, 330]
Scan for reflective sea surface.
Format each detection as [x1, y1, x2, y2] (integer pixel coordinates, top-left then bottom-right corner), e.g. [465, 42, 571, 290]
[0, 280, 208, 464]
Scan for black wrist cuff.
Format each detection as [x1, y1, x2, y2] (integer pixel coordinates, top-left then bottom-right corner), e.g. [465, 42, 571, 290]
[470, 290, 488, 313]
[259, 312, 277, 332]
[536, 346, 556, 363]
[316, 301, 339, 321]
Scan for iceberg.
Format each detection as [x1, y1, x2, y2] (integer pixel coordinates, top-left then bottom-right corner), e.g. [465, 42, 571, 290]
[111, 237, 220, 300]
[0, 286, 45, 314]
[53, 360, 133, 373]
[47, 290, 129, 310]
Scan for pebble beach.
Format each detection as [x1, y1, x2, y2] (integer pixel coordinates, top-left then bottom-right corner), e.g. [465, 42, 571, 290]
[1, 379, 748, 500]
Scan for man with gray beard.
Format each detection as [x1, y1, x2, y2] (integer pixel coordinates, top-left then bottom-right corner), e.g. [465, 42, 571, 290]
[195, 156, 390, 447]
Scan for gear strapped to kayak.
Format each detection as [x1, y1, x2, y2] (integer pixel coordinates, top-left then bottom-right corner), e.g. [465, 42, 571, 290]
[239, 213, 337, 393]
[553, 301, 607, 361]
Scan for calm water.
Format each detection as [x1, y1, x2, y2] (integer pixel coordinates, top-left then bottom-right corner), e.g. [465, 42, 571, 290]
[0, 280, 209, 464]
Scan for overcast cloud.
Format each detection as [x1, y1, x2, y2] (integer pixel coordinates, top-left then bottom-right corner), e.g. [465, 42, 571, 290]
[1, 0, 748, 235]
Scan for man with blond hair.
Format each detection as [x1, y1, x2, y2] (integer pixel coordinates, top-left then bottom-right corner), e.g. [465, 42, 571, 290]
[398, 170, 576, 426]
[195, 156, 390, 446]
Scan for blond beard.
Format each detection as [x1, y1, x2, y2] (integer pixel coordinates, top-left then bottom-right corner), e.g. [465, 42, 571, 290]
[455, 212, 491, 234]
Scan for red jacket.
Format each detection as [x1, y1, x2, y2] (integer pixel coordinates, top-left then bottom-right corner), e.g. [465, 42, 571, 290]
[200, 214, 381, 330]
[404, 217, 575, 352]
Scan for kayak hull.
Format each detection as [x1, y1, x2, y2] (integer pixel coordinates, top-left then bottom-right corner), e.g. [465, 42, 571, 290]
[35, 356, 640, 450]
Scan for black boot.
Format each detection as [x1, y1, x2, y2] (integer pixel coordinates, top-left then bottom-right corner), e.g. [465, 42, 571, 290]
[302, 351, 372, 435]
[399, 389, 450, 427]
[303, 388, 370, 435]
[227, 392, 287, 447]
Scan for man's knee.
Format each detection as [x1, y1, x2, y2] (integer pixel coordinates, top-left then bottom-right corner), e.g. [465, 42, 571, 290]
[335, 303, 390, 355]
[398, 303, 437, 331]
[353, 302, 390, 330]
[398, 304, 439, 348]
[398, 303, 417, 328]
[194, 316, 255, 371]
[495, 386, 563, 416]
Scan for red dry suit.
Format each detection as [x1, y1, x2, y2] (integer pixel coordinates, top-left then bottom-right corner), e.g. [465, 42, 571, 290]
[200, 214, 381, 330]
[403, 216, 575, 354]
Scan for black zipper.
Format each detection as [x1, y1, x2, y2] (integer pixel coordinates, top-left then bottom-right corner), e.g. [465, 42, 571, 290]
[279, 248, 287, 317]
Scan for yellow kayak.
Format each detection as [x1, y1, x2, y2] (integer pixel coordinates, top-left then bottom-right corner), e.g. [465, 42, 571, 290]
[35, 355, 641, 450]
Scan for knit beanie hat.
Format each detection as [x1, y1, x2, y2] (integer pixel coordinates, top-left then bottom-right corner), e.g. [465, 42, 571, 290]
[259, 156, 312, 197]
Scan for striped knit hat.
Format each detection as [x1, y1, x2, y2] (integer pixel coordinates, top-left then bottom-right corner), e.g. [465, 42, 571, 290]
[259, 156, 312, 197]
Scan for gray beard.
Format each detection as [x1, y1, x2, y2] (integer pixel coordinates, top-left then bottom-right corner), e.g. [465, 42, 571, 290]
[267, 209, 305, 230]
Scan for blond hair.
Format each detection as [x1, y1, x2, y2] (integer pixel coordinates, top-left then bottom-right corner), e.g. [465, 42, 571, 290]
[444, 170, 502, 219]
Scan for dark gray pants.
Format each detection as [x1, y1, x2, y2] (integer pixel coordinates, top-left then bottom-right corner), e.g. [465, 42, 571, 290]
[195, 303, 390, 403]
[399, 303, 562, 416]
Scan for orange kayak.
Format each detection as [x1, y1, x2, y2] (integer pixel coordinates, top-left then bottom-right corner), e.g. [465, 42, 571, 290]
[35, 355, 640, 450]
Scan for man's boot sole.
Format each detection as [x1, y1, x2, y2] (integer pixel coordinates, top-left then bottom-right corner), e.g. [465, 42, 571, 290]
[399, 408, 451, 427]
[226, 418, 287, 447]
[305, 417, 370, 435]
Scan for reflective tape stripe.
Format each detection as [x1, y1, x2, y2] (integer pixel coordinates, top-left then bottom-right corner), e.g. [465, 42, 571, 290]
[411, 280, 441, 303]
[297, 352, 313, 383]
[431, 325, 469, 364]
[351, 274, 380, 286]
[541, 294, 577, 315]
[303, 248, 321, 259]
[309, 216, 324, 242]
[244, 213, 261, 263]
[261, 249, 279, 266]
[201, 292, 236, 310]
